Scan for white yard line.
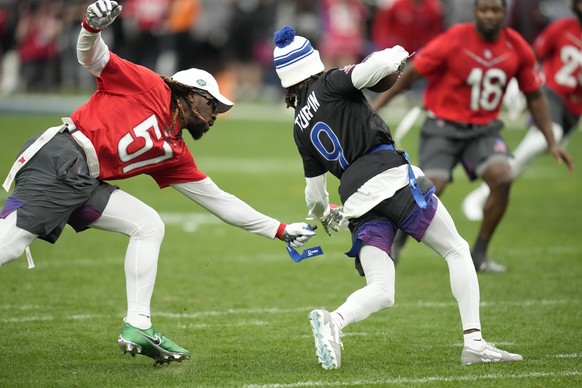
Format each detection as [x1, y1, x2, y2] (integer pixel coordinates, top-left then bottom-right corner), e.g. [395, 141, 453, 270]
[1, 299, 578, 323]
[244, 371, 582, 387]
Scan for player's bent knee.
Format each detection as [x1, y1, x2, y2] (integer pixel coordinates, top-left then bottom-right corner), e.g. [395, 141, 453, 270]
[498, 178, 512, 196]
[451, 238, 470, 255]
[488, 174, 512, 195]
[444, 239, 472, 264]
[144, 213, 165, 241]
[133, 208, 165, 242]
[0, 238, 25, 266]
[370, 284, 395, 310]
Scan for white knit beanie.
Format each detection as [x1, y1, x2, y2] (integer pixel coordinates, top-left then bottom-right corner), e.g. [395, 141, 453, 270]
[273, 26, 324, 88]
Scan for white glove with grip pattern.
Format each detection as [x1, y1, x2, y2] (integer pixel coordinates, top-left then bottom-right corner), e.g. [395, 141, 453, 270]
[320, 204, 343, 236]
[281, 222, 316, 249]
[383, 45, 410, 74]
[85, 0, 122, 31]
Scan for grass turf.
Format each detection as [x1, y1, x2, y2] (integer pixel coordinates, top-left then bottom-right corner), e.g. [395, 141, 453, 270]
[0, 112, 580, 387]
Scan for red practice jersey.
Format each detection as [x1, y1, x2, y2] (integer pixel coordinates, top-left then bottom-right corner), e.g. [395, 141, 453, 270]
[534, 18, 582, 115]
[71, 53, 207, 187]
[413, 23, 542, 125]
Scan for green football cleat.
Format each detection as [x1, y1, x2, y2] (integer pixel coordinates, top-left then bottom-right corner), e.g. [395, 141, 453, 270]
[118, 323, 190, 364]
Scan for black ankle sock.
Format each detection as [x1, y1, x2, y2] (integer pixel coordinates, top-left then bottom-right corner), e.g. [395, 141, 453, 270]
[471, 238, 489, 269]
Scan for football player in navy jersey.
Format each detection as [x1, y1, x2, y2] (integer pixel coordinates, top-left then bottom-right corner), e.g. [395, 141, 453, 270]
[273, 25, 523, 369]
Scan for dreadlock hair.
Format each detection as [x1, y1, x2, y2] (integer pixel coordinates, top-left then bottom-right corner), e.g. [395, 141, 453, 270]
[284, 73, 322, 109]
[161, 75, 207, 137]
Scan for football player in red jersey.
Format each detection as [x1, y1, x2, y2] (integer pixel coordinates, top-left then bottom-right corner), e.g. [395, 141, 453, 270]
[373, 0, 573, 273]
[463, 0, 581, 222]
[0, 0, 315, 364]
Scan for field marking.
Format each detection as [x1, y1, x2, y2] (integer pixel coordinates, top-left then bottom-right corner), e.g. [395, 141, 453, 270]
[155, 299, 577, 319]
[1, 299, 578, 323]
[159, 212, 222, 232]
[157, 306, 310, 319]
[0, 304, 42, 310]
[244, 371, 582, 387]
[176, 319, 269, 329]
[416, 299, 576, 308]
[194, 156, 300, 174]
[551, 353, 580, 358]
[1, 315, 54, 323]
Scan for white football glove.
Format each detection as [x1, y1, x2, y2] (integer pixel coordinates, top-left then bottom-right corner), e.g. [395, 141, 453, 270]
[383, 45, 410, 74]
[319, 204, 343, 236]
[281, 222, 316, 249]
[86, 0, 122, 31]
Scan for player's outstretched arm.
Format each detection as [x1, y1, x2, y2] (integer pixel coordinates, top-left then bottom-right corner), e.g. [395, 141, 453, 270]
[171, 179, 315, 247]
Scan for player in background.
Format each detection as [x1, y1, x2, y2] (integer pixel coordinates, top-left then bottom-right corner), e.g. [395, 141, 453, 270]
[462, 0, 581, 221]
[0, 0, 315, 364]
[272, 25, 523, 370]
[372, 0, 573, 273]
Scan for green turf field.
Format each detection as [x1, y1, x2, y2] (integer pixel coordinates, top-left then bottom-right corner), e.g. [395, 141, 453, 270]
[0, 111, 580, 387]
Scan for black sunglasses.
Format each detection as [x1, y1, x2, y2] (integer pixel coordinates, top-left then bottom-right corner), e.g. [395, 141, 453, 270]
[192, 89, 219, 113]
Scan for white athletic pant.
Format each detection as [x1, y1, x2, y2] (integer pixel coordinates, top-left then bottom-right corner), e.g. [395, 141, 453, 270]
[511, 123, 564, 178]
[0, 190, 164, 329]
[335, 195, 481, 332]
[0, 211, 36, 265]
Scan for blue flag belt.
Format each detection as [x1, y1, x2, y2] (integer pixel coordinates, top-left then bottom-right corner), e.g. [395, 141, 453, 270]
[368, 144, 427, 209]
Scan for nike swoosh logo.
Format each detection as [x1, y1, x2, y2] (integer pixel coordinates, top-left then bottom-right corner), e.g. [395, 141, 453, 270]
[139, 332, 162, 345]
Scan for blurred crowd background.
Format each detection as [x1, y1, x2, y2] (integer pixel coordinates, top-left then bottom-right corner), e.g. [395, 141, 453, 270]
[0, 0, 573, 102]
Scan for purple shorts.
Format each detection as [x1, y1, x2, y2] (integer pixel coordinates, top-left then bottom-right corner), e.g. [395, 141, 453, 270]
[346, 178, 437, 258]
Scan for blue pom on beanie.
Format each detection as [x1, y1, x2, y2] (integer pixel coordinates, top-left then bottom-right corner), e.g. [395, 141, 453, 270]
[274, 26, 296, 48]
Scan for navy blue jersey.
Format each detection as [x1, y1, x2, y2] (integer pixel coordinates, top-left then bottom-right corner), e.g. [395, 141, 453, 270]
[292, 66, 406, 201]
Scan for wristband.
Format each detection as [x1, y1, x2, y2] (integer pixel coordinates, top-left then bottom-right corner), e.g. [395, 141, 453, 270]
[275, 222, 287, 240]
[82, 17, 102, 33]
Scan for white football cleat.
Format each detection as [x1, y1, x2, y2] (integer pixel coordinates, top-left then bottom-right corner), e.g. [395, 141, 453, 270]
[477, 258, 507, 273]
[461, 340, 523, 365]
[462, 184, 490, 221]
[308, 309, 343, 370]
